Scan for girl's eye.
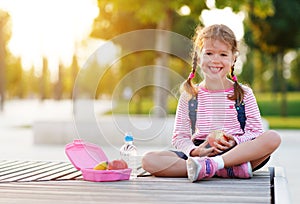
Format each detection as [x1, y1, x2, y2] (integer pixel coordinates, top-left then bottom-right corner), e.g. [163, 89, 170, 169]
[205, 52, 212, 55]
[221, 53, 228, 57]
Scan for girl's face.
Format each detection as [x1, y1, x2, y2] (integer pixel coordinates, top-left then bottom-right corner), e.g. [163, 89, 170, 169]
[199, 39, 235, 83]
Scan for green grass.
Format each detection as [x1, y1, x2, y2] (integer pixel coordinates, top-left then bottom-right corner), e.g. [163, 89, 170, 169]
[263, 116, 300, 129]
[255, 92, 300, 101]
[256, 92, 300, 116]
[255, 92, 300, 129]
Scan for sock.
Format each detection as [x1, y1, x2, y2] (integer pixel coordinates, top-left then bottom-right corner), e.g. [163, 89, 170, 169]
[211, 156, 224, 170]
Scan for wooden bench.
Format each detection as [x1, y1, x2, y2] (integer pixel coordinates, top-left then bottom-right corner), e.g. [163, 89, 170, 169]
[0, 160, 288, 203]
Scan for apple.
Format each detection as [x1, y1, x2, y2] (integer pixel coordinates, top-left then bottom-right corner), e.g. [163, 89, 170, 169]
[107, 159, 128, 170]
[207, 130, 228, 147]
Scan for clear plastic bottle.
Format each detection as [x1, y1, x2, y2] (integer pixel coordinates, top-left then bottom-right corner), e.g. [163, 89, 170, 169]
[120, 132, 137, 179]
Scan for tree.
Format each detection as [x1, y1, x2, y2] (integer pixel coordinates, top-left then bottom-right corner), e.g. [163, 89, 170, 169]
[290, 51, 300, 90]
[91, 0, 206, 117]
[6, 57, 24, 98]
[217, 0, 300, 116]
[54, 63, 64, 100]
[40, 58, 51, 100]
[64, 54, 80, 99]
[215, 0, 275, 89]
[0, 10, 10, 111]
[246, 0, 300, 116]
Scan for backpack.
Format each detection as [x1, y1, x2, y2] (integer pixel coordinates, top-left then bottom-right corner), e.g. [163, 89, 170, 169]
[188, 96, 246, 134]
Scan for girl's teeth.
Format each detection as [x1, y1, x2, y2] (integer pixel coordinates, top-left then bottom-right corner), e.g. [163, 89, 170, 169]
[211, 67, 220, 72]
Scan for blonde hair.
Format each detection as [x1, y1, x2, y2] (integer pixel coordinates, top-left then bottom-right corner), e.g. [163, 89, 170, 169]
[181, 24, 244, 103]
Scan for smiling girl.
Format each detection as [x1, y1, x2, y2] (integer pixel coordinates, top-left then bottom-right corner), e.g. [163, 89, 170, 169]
[141, 24, 281, 182]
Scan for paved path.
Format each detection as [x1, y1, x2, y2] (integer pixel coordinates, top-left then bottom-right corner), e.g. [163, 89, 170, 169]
[0, 100, 299, 203]
[268, 129, 300, 204]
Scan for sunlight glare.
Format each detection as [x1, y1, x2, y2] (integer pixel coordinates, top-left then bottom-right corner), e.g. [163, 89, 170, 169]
[206, 0, 215, 9]
[178, 5, 191, 16]
[200, 7, 245, 41]
[0, 0, 98, 81]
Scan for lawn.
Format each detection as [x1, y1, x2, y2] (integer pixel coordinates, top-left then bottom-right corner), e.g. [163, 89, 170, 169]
[263, 116, 300, 129]
[255, 92, 300, 129]
[255, 92, 300, 116]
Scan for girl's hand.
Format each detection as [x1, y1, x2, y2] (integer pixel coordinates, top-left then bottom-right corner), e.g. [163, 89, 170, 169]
[190, 140, 215, 157]
[213, 134, 236, 154]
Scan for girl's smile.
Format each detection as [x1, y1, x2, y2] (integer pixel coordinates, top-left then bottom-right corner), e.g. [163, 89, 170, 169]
[209, 66, 223, 73]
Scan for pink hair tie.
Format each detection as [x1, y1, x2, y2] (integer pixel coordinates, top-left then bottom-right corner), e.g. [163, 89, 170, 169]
[232, 75, 237, 82]
[189, 72, 195, 79]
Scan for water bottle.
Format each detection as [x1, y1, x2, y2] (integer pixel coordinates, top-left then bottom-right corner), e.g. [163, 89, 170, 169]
[120, 132, 137, 179]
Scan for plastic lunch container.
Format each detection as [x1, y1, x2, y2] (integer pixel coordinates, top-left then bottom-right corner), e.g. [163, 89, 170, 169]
[65, 139, 132, 182]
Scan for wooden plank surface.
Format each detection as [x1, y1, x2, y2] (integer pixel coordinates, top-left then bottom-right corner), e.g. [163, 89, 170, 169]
[0, 160, 80, 182]
[0, 161, 272, 204]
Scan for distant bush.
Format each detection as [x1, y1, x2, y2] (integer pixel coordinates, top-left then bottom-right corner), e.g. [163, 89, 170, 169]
[256, 92, 300, 116]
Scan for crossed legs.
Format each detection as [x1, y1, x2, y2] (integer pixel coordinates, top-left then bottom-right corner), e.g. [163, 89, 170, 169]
[142, 130, 281, 177]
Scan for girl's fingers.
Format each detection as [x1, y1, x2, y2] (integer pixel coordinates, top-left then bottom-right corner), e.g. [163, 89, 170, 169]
[198, 145, 214, 157]
[214, 142, 226, 150]
[213, 148, 222, 155]
[224, 134, 234, 140]
[222, 140, 232, 147]
[218, 138, 233, 148]
[199, 140, 209, 148]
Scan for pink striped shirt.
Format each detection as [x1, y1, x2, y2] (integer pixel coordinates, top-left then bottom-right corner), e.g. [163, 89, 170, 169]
[172, 84, 264, 156]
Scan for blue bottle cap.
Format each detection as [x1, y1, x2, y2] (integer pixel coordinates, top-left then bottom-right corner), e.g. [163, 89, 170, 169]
[124, 134, 133, 142]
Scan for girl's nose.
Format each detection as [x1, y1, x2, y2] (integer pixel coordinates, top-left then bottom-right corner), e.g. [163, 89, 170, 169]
[209, 54, 221, 62]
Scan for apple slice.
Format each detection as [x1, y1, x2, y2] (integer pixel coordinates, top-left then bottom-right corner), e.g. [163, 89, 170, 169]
[93, 161, 108, 170]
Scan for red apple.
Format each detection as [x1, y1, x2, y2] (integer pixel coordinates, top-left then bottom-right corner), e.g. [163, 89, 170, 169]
[207, 130, 228, 147]
[107, 159, 128, 170]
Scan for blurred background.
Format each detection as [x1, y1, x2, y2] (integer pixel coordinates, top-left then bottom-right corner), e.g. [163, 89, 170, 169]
[0, 0, 299, 128]
[0, 0, 299, 202]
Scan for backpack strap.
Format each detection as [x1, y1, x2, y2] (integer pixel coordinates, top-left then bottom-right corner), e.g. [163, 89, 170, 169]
[188, 96, 198, 135]
[235, 100, 246, 132]
[188, 98, 247, 134]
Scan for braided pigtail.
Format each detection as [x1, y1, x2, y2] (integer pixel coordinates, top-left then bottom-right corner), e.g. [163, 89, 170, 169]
[228, 62, 244, 104]
[181, 51, 198, 97]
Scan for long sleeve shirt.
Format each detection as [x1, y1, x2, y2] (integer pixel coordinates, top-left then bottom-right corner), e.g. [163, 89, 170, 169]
[172, 85, 264, 156]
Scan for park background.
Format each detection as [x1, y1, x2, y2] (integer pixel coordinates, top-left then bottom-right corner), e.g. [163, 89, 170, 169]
[0, 0, 300, 129]
[0, 0, 299, 203]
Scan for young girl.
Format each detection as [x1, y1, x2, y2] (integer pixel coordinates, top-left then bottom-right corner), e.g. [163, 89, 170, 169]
[141, 24, 281, 182]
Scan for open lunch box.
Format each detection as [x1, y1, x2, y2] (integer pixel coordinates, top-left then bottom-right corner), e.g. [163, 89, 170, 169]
[65, 139, 132, 182]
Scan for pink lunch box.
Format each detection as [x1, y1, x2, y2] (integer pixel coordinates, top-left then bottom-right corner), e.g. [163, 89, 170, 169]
[65, 139, 131, 182]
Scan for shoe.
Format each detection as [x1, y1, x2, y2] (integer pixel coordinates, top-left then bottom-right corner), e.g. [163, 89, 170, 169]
[186, 157, 218, 182]
[216, 162, 253, 179]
